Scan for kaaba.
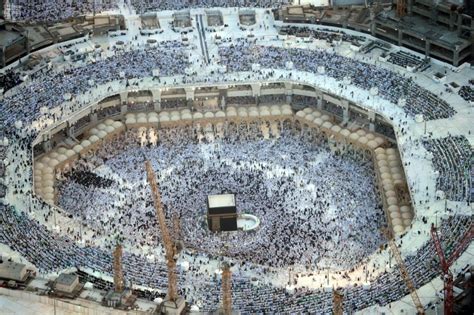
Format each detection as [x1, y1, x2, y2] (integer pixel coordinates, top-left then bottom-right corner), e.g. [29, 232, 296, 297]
[207, 194, 238, 232]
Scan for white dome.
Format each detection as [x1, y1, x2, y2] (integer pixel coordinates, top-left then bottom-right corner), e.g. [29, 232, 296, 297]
[296, 111, 306, 117]
[148, 116, 159, 123]
[96, 123, 107, 130]
[81, 140, 92, 147]
[89, 135, 100, 143]
[125, 118, 137, 125]
[260, 109, 271, 116]
[73, 145, 83, 153]
[331, 125, 341, 133]
[65, 150, 76, 158]
[137, 117, 148, 123]
[349, 133, 360, 141]
[193, 112, 204, 119]
[321, 121, 333, 129]
[358, 136, 368, 144]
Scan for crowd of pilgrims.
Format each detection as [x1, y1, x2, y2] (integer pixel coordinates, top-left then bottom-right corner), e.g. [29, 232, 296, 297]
[131, 0, 290, 14]
[217, 41, 456, 120]
[422, 136, 473, 203]
[0, 39, 458, 142]
[0, 14, 472, 312]
[6, 0, 290, 22]
[0, 197, 471, 313]
[0, 41, 189, 139]
[57, 124, 384, 270]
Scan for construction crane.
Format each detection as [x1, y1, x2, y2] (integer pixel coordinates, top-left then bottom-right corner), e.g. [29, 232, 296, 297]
[113, 243, 124, 293]
[383, 228, 425, 314]
[430, 223, 474, 315]
[145, 160, 179, 303]
[332, 289, 344, 315]
[221, 262, 232, 315]
[397, 0, 407, 17]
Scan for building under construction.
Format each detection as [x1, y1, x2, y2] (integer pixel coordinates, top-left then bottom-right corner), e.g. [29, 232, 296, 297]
[276, 0, 473, 65]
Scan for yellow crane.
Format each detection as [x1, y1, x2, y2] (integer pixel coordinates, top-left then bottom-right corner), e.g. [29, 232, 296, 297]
[332, 289, 343, 315]
[145, 160, 179, 303]
[222, 262, 232, 315]
[113, 243, 124, 293]
[383, 228, 424, 314]
[397, 0, 407, 17]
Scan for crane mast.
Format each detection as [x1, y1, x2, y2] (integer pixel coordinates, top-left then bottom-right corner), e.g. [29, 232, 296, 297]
[113, 243, 124, 293]
[222, 263, 232, 315]
[383, 228, 424, 314]
[430, 223, 473, 315]
[397, 0, 407, 17]
[145, 160, 178, 302]
[332, 290, 344, 315]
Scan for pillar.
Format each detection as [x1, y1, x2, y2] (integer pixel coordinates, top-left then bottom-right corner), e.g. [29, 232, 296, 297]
[119, 91, 128, 105]
[368, 111, 375, 132]
[185, 87, 195, 101]
[342, 100, 350, 121]
[284, 82, 293, 105]
[425, 40, 431, 58]
[91, 113, 98, 124]
[151, 89, 161, 111]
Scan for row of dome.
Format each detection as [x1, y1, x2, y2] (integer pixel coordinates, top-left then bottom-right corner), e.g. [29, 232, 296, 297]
[33, 120, 126, 204]
[124, 105, 293, 125]
[374, 147, 414, 235]
[295, 108, 386, 149]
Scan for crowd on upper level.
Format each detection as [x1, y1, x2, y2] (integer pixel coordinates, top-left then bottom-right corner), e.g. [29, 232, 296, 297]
[422, 136, 473, 203]
[218, 41, 456, 120]
[0, 41, 189, 137]
[6, 0, 290, 22]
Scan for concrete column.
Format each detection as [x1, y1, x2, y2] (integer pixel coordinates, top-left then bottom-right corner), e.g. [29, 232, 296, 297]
[119, 92, 128, 105]
[120, 105, 127, 116]
[67, 127, 75, 138]
[453, 49, 460, 67]
[154, 102, 161, 111]
[150, 89, 161, 102]
[425, 40, 431, 58]
[151, 89, 161, 111]
[184, 87, 195, 101]
[42, 140, 52, 152]
[342, 100, 349, 121]
[407, 0, 413, 16]
[218, 86, 227, 110]
[91, 113, 98, 124]
[368, 111, 375, 132]
[251, 83, 261, 97]
[284, 82, 293, 105]
[316, 92, 323, 110]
